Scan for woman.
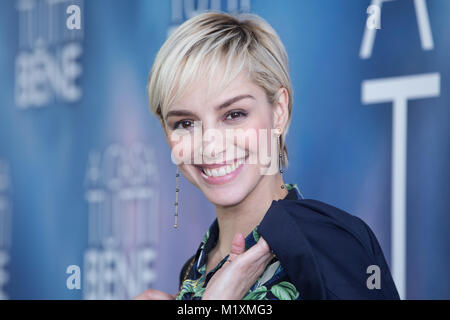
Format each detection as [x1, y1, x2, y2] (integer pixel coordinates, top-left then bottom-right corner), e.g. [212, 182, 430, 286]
[135, 11, 400, 300]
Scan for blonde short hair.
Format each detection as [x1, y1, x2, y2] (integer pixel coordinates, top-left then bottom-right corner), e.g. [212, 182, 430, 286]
[147, 11, 293, 168]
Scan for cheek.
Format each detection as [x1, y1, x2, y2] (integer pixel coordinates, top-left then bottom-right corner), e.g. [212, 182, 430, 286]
[239, 118, 273, 164]
[167, 133, 197, 164]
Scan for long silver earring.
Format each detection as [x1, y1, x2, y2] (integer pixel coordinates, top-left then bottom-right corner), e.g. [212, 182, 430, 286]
[174, 165, 180, 229]
[277, 129, 285, 190]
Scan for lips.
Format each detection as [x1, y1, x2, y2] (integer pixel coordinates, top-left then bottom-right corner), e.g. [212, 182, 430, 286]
[195, 156, 248, 185]
[200, 158, 244, 177]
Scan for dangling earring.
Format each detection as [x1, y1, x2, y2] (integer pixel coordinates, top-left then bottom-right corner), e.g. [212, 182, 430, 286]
[174, 165, 180, 229]
[277, 128, 285, 190]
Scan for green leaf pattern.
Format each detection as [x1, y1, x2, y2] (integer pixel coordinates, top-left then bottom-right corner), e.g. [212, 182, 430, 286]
[270, 281, 300, 300]
[243, 286, 268, 300]
[252, 228, 260, 242]
[176, 276, 206, 300]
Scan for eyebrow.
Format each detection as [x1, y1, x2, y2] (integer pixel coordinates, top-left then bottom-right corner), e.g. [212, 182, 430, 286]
[165, 94, 255, 120]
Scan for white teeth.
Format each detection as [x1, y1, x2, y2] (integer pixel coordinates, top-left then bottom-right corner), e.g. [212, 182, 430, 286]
[201, 159, 244, 178]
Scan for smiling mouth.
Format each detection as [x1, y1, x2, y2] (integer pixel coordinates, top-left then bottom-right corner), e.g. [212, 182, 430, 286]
[195, 155, 248, 178]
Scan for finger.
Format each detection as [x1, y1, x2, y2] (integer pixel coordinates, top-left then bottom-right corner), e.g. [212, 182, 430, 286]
[256, 237, 270, 253]
[238, 236, 271, 263]
[256, 250, 276, 271]
[253, 255, 274, 280]
[228, 233, 245, 261]
[243, 251, 276, 286]
[254, 250, 274, 266]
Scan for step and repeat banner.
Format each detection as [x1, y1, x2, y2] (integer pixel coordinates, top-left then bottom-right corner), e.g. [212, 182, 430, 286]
[0, 0, 448, 299]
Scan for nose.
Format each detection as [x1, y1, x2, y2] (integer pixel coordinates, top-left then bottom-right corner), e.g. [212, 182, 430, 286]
[200, 123, 227, 163]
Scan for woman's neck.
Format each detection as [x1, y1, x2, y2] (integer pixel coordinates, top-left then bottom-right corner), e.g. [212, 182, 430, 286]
[214, 173, 288, 258]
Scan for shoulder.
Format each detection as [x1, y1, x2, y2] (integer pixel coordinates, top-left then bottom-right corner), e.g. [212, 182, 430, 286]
[259, 198, 400, 299]
[282, 199, 376, 255]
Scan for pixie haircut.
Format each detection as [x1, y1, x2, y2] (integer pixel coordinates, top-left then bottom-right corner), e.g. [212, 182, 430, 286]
[147, 11, 293, 168]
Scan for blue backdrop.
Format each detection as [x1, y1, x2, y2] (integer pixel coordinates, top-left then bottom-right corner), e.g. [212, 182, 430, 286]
[0, 0, 448, 299]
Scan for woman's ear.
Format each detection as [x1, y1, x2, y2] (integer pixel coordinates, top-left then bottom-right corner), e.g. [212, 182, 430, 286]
[272, 87, 289, 132]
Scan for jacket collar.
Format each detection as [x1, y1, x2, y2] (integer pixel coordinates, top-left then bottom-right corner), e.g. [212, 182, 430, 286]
[199, 183, 301, 256]
[284, 183, 303, 200]
[258, 188, 327, 299]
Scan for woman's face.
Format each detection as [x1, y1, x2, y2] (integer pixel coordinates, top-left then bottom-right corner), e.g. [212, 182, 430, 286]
[163, 68, 285, 207]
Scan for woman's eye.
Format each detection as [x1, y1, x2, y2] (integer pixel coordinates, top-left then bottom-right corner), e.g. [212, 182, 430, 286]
[225, 111, 247, 121]
[173, 120, 193, 130]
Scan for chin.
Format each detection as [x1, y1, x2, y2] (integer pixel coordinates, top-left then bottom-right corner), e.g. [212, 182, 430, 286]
[203, 186, 250, 207]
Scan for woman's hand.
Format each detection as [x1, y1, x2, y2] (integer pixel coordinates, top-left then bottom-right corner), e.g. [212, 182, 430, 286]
[202, 233, 274, 300]
[133, 289, 177, 300]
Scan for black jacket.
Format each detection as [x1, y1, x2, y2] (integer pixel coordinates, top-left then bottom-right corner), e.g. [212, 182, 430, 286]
[179, 193, 400, 300]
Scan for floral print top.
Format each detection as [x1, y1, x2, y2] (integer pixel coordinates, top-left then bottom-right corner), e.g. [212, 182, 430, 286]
[176, 183, 304, 300]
